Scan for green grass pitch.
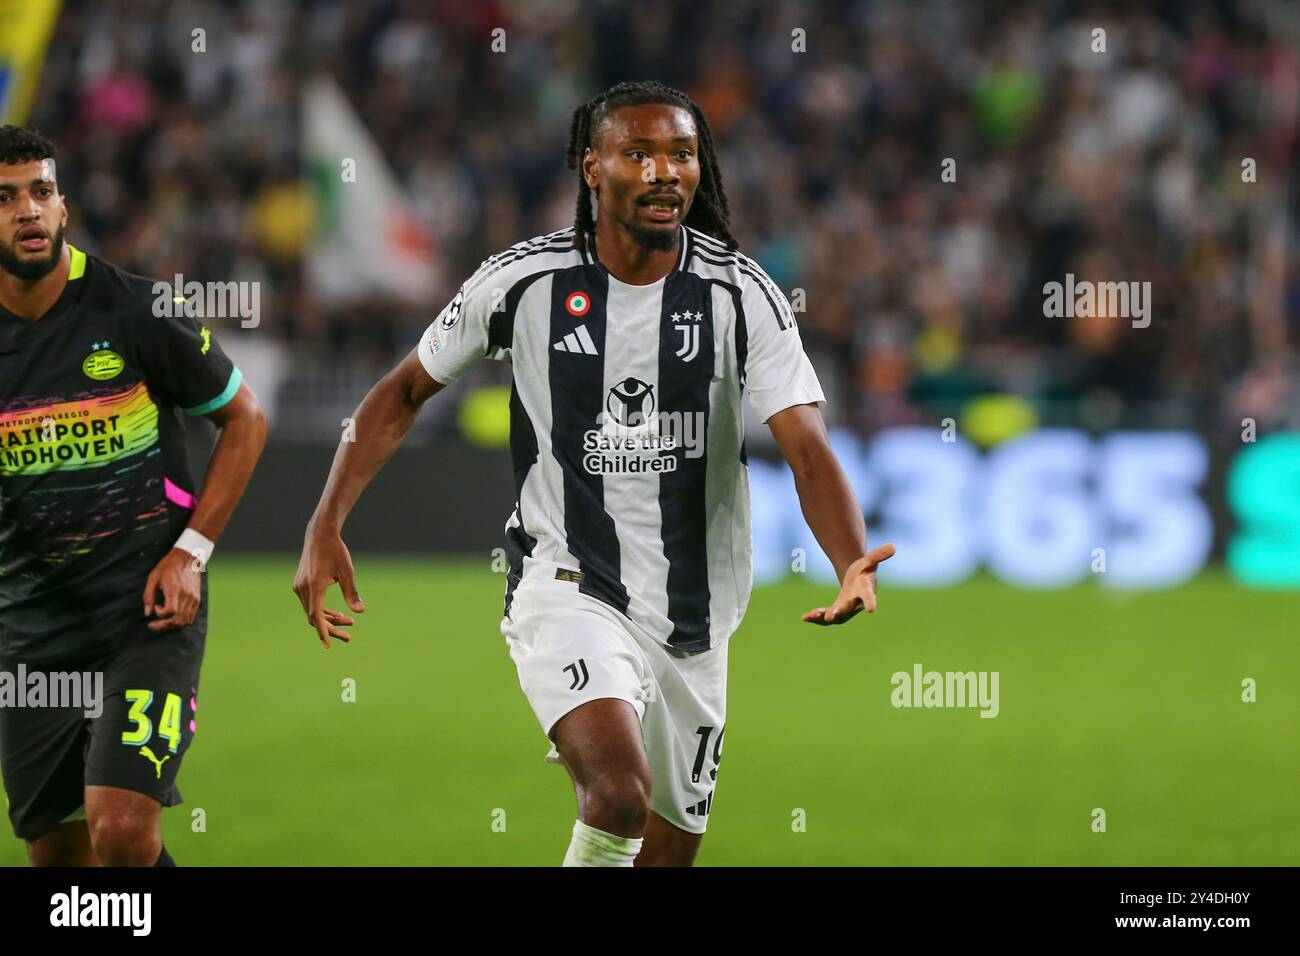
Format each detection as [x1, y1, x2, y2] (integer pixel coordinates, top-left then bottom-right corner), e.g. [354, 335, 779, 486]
[3, 558, 1296, 866]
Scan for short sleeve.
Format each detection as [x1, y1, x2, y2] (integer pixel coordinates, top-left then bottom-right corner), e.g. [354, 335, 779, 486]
[138, 304, 241, 416]
[417, 266, 510, 386]
[740, 269, 826, 423]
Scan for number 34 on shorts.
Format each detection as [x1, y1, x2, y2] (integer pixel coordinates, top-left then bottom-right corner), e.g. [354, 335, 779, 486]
[121, 689, 187, 773]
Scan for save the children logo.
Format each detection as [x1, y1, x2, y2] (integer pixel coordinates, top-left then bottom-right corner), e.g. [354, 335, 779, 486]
[580, 376, 706, 476]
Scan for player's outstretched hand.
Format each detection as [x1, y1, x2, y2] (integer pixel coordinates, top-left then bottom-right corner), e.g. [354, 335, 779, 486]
[292, 524, 366, 649]
[801, 543, 896, 626]
[143, 548, 204, 632]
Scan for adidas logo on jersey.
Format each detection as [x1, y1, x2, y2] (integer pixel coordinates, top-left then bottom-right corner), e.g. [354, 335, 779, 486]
[553, 324, 599, 355]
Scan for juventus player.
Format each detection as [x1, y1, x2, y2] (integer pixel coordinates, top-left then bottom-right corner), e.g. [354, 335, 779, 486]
[293, 82, 894, 866]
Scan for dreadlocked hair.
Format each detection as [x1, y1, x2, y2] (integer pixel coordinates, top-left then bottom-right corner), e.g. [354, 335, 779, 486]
[565, 80, 737, 257]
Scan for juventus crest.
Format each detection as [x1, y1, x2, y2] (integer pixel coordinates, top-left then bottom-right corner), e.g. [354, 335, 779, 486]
[672, 311, 704, 362]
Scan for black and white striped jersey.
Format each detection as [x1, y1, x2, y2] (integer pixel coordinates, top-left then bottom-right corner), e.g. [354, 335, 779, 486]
[418, 224, 824, 652]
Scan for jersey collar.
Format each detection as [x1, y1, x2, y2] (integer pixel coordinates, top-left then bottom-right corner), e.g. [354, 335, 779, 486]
[585, 224, 689, 279]
[0, 244, 90, 351]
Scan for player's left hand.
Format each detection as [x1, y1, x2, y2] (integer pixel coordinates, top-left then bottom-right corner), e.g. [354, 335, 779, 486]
[143, 548, 203, 632]
[801, 543, 896, 626]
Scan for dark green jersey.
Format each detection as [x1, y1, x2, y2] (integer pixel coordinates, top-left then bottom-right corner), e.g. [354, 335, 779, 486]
[0, 245, 240, 663]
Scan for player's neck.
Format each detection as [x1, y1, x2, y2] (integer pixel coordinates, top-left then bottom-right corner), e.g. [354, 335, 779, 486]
[593, 223, 678, 286]
[0, 245, 70, 321]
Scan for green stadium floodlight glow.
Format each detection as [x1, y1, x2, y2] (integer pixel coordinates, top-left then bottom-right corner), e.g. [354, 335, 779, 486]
[1228, 434, 1300, 588]
[960, 393, 1039, 449]
[458, 385, 511, 449]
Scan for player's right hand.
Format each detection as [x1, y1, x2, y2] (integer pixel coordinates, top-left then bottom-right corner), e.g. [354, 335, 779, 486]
[292, 525, 366, 649]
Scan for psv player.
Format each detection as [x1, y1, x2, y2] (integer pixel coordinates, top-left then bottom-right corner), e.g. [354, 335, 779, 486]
[0, 126, 267, 866]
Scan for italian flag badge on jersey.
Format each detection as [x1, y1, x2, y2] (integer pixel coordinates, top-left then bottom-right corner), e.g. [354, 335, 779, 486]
[565, 291, 591, 316]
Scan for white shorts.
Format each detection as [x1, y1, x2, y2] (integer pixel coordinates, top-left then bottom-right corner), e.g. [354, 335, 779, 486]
[500, 563, 728, 835]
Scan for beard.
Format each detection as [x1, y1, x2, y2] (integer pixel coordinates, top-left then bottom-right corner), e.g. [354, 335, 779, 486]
[0, 224, 65, 281]
[620, 214, 679, 252]
[605, 195, 680, 253]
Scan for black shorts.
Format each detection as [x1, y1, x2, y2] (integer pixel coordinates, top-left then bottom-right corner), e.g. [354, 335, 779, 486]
[0, 618, 205, 841]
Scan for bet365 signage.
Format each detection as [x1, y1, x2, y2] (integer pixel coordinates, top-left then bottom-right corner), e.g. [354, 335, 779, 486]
[750, 427, 1300, 590]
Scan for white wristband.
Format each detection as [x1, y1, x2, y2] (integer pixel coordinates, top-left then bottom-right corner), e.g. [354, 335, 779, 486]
[174, 528, 215, 569]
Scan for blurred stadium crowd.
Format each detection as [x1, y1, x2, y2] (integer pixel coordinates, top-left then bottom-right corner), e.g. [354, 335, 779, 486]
[25, 0, 1299, 440]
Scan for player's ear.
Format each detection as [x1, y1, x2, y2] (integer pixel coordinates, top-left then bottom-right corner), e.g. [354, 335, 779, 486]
[582, 146, 600, 191]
